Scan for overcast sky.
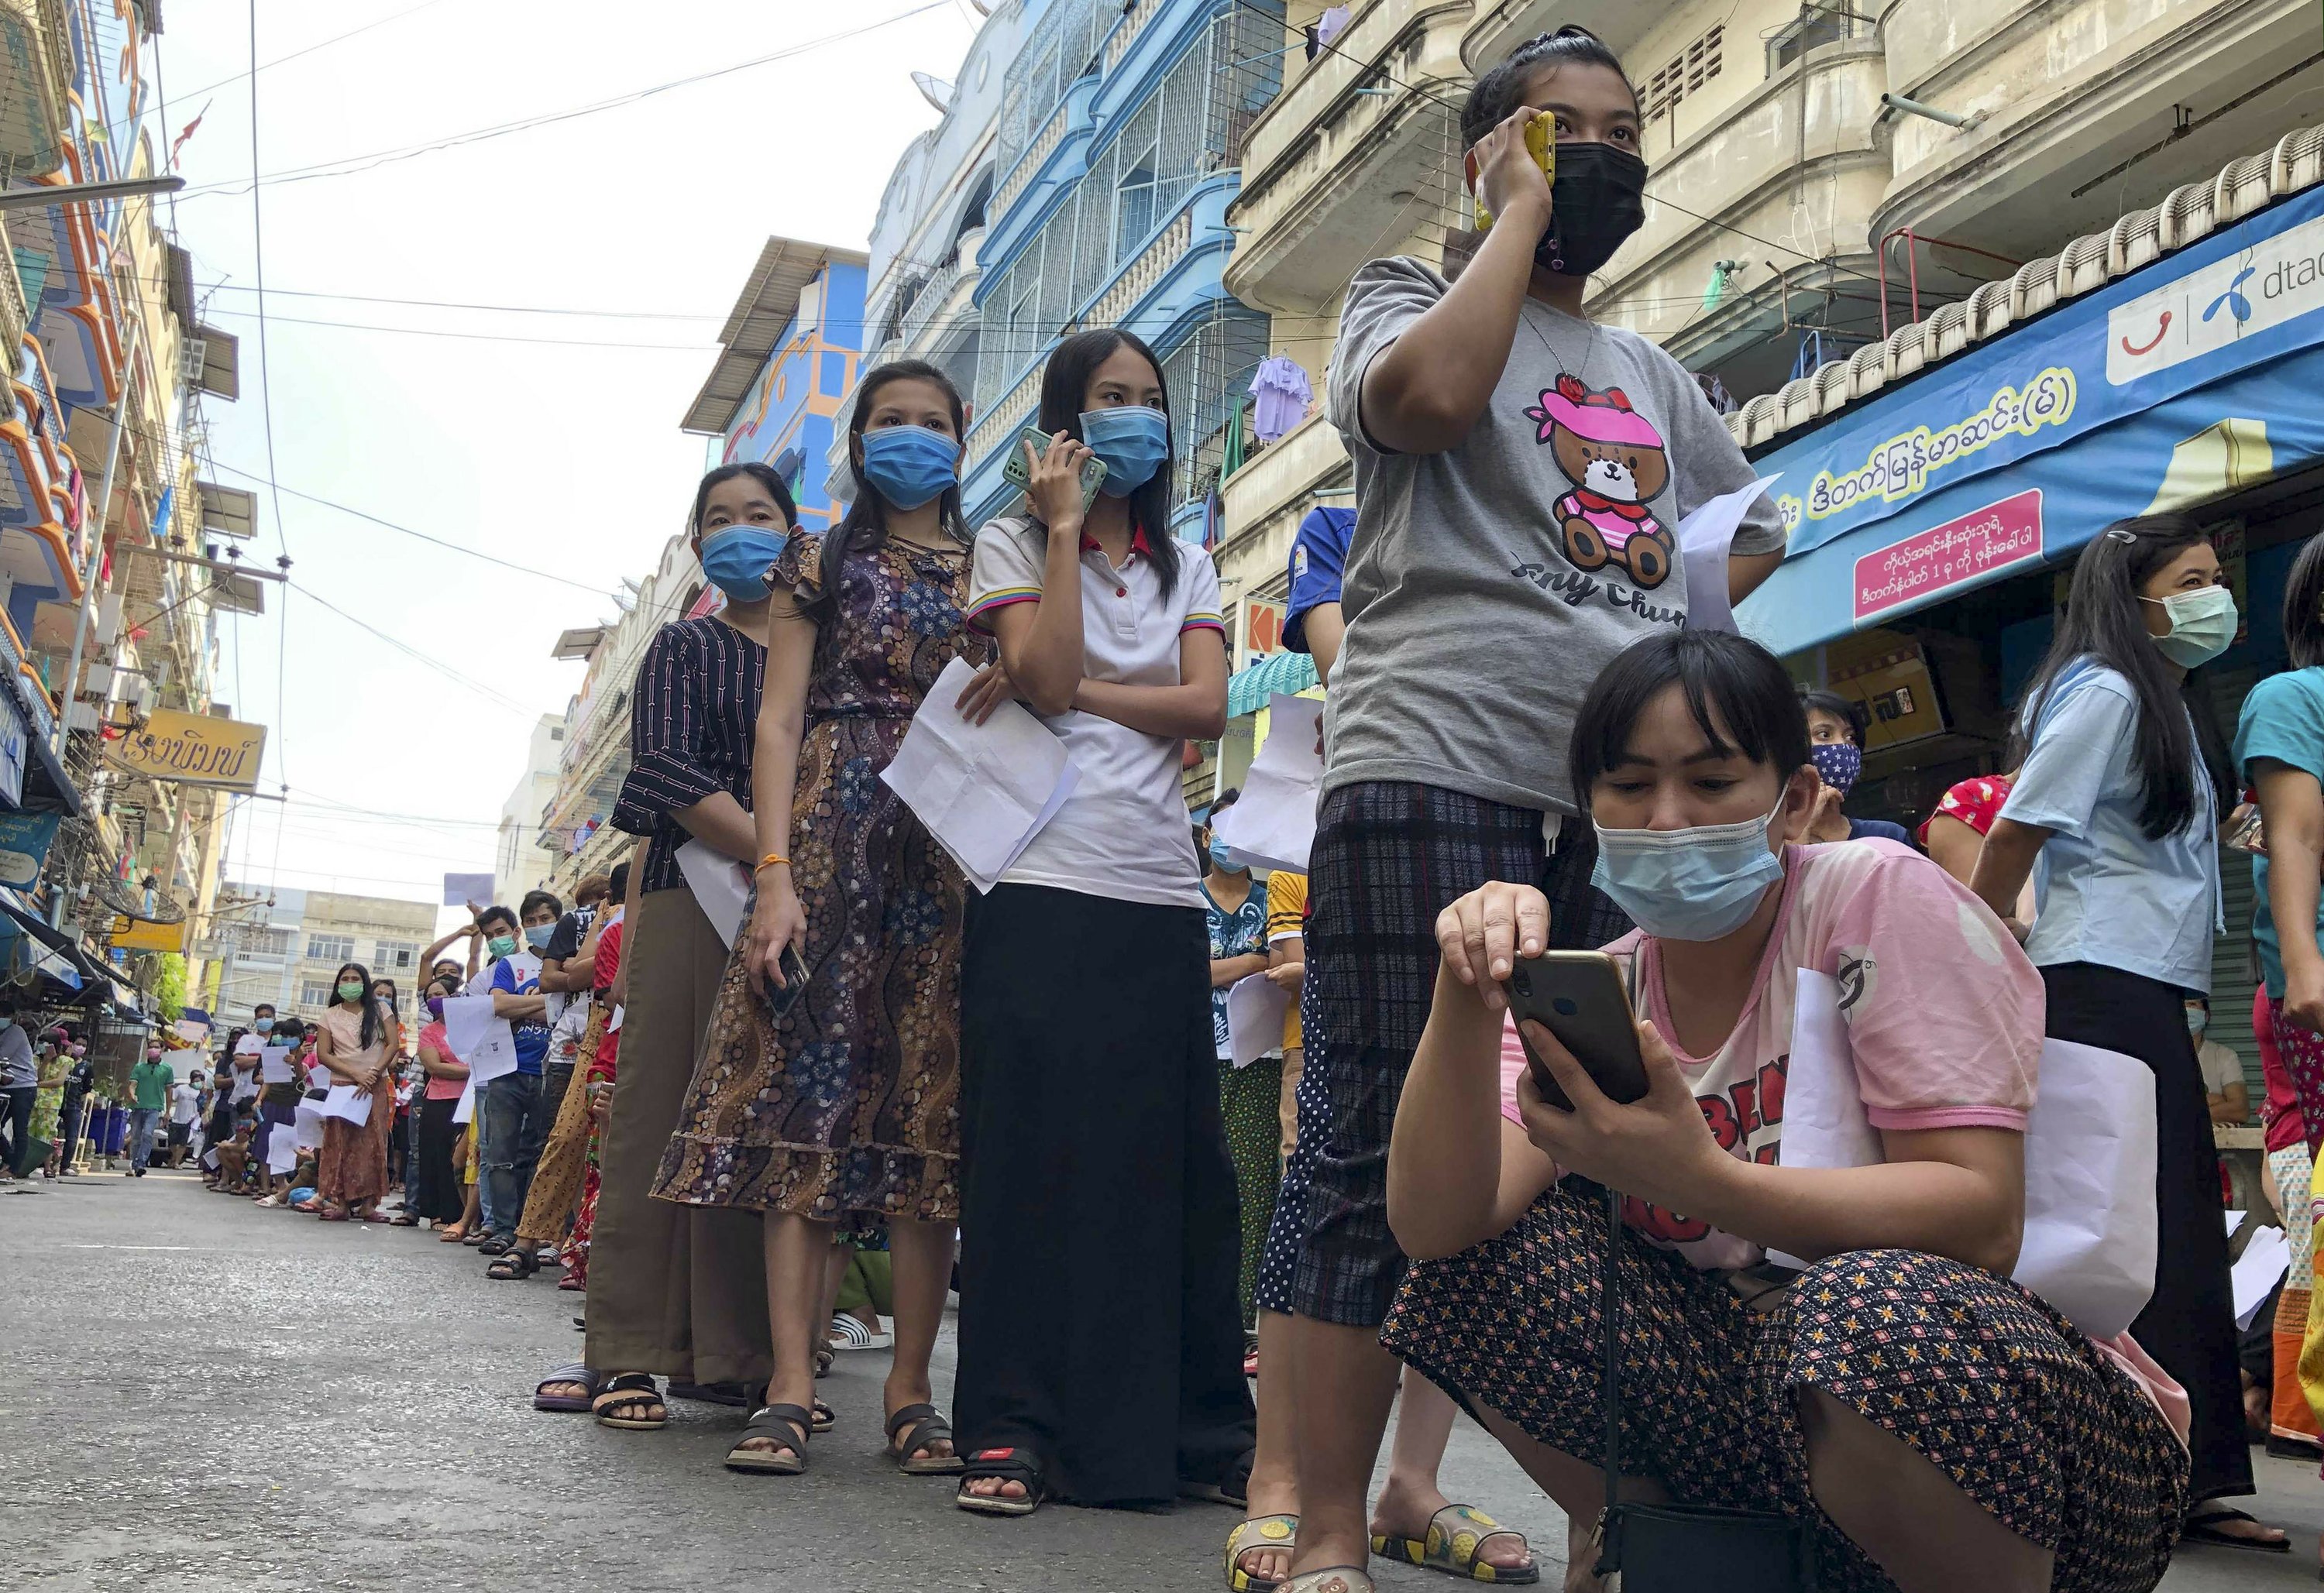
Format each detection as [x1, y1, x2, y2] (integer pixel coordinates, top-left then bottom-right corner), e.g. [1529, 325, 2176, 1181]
[158, 0, 977, 932]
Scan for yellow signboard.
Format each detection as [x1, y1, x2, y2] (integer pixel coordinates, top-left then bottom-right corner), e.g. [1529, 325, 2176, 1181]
[118, 709, 266, 791]
[112, 915, 188, 953]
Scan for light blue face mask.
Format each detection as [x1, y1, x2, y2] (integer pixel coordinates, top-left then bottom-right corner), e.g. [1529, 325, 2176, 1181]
[1207, 834, 1244, 873]
[859, 424, 961, 511]
[1590, 798, 1788, 942]
[524, 923, 555, 951]
[697, 524, 788, 602]
[1078, 405, 1170, 496]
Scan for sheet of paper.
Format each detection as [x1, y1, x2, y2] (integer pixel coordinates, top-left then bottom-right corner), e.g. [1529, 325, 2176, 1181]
[442, 871, 493, 908]
[1211, 694, 1325, 874]
[200, 1145, 219, 1170]
[265, 1125, 298, 1172]
[2234, 1226, 2292, 1330]
[1764, 970, 1879, 1270]
[442, 991, 519, 1085]
[1225, 971, 1291, 1068]
[1676, 474, 1781, 637]
[258, 1043, 295, 1083]
[452, 1079, 476, 1125]
[2226, 1210, 2246, 1235]
[319, 1084, 372, 1126]
[293, 1098, 326, 1151]
[676, 839, 751, 949]
[174, 1018, 208, 1043]
[607, 1003, 624, 1034]
[879, 656, 1080, 894]
[230, 1077, 257, 1104]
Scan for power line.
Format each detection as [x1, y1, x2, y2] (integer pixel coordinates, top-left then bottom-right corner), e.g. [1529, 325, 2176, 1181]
[284, 578, 541, 719]
[197, 306, 715, 352]
[167, 0, 456, 113]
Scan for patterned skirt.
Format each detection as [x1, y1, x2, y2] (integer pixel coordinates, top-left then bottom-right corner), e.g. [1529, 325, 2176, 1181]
[1384, 1183, 2188, 1593]
[653, 716, 963, 1220]
[316, 1091, 391, 1204]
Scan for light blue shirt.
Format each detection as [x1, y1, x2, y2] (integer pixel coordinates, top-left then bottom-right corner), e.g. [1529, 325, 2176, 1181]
[2233, 666, 2324, 997]
[2001, 659, 2219, 994]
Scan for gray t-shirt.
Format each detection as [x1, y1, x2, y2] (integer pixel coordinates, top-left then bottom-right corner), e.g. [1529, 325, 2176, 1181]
[0, 1021, 33, 1088]
[1324, 256, 1786, 815]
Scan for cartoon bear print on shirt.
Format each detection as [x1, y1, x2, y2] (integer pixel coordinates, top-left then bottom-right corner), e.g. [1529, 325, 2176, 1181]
[1524, 374, 1676, 589]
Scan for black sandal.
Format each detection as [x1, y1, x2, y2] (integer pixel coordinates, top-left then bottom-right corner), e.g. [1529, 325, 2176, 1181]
[956, 1446, 1046, 1516]
[727, 1404, 812, 1475]
[477, 1233, 514, 1256]
[532, 1362, 597, 1413]
[813, 1399, 835, 1433]
[884, 1402, 964, 1475]
[591, 1372, 666, 1430]
[1180, 1446, 1256, 1507]
[667, 1378, 752, 1407]
[486, 1247, 538, 1281]
[2181, 1504, 2291, 1554]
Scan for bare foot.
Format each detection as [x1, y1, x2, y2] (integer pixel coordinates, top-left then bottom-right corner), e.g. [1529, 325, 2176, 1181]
[1236, 1457, 1300, 1586]
[961, 1476, 1029, 1502]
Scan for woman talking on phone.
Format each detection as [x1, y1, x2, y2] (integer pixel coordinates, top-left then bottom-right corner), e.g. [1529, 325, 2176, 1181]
[1385, 630, 2188, 1593]
[654, 360, 986, 1478]
[951, 328, 1255, 1517]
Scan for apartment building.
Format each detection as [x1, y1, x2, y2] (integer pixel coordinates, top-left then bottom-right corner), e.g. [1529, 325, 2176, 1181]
[493, 712, 565, 908]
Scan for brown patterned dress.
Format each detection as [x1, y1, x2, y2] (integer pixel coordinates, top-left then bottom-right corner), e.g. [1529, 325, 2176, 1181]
[652, 530, 986, 1221]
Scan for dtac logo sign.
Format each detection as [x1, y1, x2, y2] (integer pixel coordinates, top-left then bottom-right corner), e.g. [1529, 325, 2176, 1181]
[2108, 212, 2324, 384]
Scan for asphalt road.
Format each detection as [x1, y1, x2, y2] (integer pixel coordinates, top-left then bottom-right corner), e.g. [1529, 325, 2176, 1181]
[3, 1169, 2315, 1591]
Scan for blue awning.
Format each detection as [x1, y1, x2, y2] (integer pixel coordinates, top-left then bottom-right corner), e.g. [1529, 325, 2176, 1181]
[1738, 183, 2324, 656]
[1227, 648, 1318, 718]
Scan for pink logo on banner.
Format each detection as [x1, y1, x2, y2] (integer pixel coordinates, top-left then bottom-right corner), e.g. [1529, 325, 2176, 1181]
[1853, 489, 2044, 620]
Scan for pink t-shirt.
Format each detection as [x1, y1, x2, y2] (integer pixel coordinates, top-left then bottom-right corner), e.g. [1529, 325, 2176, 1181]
[1499, 839, 2040, 1271]
[418, 1021, 466, 1101]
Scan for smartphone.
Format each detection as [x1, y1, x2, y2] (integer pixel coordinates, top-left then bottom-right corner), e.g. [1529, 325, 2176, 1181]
[1463, 110, 1555, 234]
[1501, 949, 1649, 1111]
[768, 942, 811, 1018]
[1001, 424, 1109, 510]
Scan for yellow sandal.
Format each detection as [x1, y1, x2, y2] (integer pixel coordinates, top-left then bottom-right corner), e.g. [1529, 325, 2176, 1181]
[1226, 1513, 1299, 1591]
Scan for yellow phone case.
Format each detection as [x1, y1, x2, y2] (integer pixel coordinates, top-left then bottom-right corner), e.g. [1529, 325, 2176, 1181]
[1466, 112, 1556, 233]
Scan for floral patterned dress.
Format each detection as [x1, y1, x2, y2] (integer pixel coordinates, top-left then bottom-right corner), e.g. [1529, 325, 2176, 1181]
[653, 530, 987, 1221]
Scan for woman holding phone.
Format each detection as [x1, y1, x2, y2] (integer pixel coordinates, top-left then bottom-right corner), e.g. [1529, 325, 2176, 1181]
[654, 359, 986, 1477]
[1386, 629, 2187, 1593]
[951, 328, 1255, 1517]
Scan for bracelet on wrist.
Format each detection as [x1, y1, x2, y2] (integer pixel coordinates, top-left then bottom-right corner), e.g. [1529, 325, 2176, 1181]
[755, 853, 791, 873]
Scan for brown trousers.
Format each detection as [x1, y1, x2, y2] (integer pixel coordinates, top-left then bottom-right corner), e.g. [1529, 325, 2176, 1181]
[583, 887, 772, 1385]
[515, 1003, 605, 1245]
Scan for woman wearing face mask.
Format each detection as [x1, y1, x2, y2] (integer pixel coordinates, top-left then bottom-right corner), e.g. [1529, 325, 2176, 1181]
[538, 465, 787, 1430]
[1971, 514, 2271, 1551]
[1798, 690, 1913, 846]
[314, 961, 400, 1222]
[653, 362, 985, 1476]
[951, 328, 1254, 1516]
[411, 975, 470, 1231]
[1198, 788, 1281, 1337]
[1388, 629, 2188, 1593]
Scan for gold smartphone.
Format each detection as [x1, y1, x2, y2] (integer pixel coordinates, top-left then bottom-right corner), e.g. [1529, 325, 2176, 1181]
[1501, 949, 1648, 1110]
[1464, 111, 1556, 234]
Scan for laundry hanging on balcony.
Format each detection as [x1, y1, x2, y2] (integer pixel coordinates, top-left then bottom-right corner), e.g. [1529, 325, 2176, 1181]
[1248, 354, 1314, 443]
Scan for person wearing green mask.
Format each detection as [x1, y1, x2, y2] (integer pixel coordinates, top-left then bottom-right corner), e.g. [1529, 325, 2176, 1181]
[314, 960, 399, 1221]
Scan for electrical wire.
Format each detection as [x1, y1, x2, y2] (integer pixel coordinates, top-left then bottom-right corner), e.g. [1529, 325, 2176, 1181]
[195, 306, 715, 352]
[284, 579, 542, 719]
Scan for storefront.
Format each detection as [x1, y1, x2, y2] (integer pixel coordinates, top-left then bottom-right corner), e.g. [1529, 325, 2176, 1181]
[1736, 131, 2324, 1095]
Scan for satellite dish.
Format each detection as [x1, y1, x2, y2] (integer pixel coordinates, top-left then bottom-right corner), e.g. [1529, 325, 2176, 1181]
[967, 0, 991, 14]
[913, 71, 954, 114]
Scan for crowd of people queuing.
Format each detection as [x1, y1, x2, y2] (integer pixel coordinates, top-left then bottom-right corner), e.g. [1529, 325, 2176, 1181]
[69, 23, 2321, 1592]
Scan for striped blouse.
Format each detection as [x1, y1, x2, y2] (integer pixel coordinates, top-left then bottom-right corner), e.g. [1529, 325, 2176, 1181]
[610, 616, 765, 894]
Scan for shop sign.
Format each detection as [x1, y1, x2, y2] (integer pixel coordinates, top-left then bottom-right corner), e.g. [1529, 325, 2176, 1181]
[1241, 597, 1284, 662]
[112, 915, 188, 953]
[118, 709, 266, 791]
[1852, 490, 2043, 621]
[0, 811, 59, 886]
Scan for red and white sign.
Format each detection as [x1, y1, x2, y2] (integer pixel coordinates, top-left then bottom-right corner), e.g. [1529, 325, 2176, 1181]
[1853, 489, 2044, 621]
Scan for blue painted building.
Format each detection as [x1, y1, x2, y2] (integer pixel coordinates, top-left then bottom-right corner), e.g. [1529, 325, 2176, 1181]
[959, 0, 1286, 531]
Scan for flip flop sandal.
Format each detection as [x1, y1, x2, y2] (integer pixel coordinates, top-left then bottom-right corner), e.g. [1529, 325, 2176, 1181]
[486, 1248, 538, 1281]
[1226, 1514, 1299, 1592]
[814, 1347, 834, 1378]
[1371, 1503, 1537, 1584]
[1278, 1572, 1373, 1593]
[813, 1399, 836, 1433]
[532, 1362, 599, 1413]
[668, 1379, 754, 1407]
[830, 1314, 894, 1351]
[726, 1404, 812, 1475]
[2181, 1505, 2291, 1554]
[591, 1373, 667, 1430]
[462, 1231, 486, 1247]
[438, 1226, 468, 1242]
[557, 1272, 584, 1291]
[956, 1447, 1047, 1516]
[389, 1214, 418, 1226]
[884, 1402, 964, 1475]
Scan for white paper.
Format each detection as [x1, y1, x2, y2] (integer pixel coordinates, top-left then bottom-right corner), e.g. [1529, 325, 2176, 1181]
[441, 871, 493, 908]
[1676, 474, 1781, 637]
[258, 1044, 295, 1083]
[879, 656, 1080, 894]
[318, 1084, 372, 1126]
[230, 1077, 257, 1104]
[265, 1125, 298, 1172]
[2234, 1226, 2292, 1330]
[1210, 694, 1325, 874]
[1225, 971, 1291, 1068]
[1771, 970, 2158, 1337]
[2226, 1210, 2245, 1234]
[442, 991, 519, 1085]
[294, 1098, 326, 1150]
[676, 839, 751, 949]
[607, 1003, 624, 1034]
[200, 1145, 219, 1170]
[452, 1079, 476, 1125]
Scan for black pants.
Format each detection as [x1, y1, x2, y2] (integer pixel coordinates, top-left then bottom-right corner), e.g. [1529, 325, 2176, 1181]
[0, 1084, 33, 1174]
[409, 1095, 462, 1222]
[541, 1059, 575, 1128]
[957, 884, 1256, 1506]
[57, 1087, 85, 1171]
[2041, 960, 2251, 1502]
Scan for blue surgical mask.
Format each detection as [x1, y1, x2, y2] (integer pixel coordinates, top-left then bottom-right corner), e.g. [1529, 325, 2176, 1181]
[2186, 1007, 2207, 1038]
[1207, 835, 1244, 872]
[1590, 798, 1788, 942]
[254, 1018, 273, 1035]
[1809, 742, 1862, 796]
[859, 425, 961, 511]
[697, 524, 787, 602]
[2143, 584, 2237, 668]
[524, 924, 555, 950]
[1078, 406, 1170, 496]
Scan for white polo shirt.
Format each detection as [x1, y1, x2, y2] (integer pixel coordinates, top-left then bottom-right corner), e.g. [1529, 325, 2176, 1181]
[968, 517, 1225, 909]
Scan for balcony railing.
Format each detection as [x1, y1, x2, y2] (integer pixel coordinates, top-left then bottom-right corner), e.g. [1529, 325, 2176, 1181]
[994, 97, 1071, 218]
[1081, 206, 1193, 341]
[900, 228, 983, 349]
[964, 359, 1042, 468]
[0, 0, 70, 177]
[1103, 0, 1164, 72]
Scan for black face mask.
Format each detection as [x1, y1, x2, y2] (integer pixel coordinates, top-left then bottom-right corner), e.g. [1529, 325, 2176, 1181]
[1535, 142, 1648, 279]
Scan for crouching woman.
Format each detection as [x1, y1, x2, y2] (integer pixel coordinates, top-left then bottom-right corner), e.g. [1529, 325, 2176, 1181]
[1383, 629, 2188, 1593]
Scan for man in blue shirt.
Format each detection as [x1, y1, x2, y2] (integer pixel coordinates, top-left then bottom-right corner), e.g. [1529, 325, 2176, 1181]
[479, 891, 561, 1265]
[1284, 505, 1354, 684]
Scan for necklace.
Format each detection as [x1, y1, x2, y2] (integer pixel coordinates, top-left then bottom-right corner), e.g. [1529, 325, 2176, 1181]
[1518, 298, 1598, 383]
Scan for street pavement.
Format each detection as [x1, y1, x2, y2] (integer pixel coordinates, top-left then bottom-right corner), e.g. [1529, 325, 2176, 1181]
[2, 1169, 2315, 1591]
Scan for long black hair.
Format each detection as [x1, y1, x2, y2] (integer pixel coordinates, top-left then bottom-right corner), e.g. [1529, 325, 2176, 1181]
[2284, 532, 2324, 672]
[1570, 630, 1811, 803]
[1033, 327, 1181, 601]
[1459, 25, 1637, 148]
[811, 359, 971, 621]
[2012, 513, 2231, 839]
[689, 461, 798, 536]
[335, 962, 382, 1052]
